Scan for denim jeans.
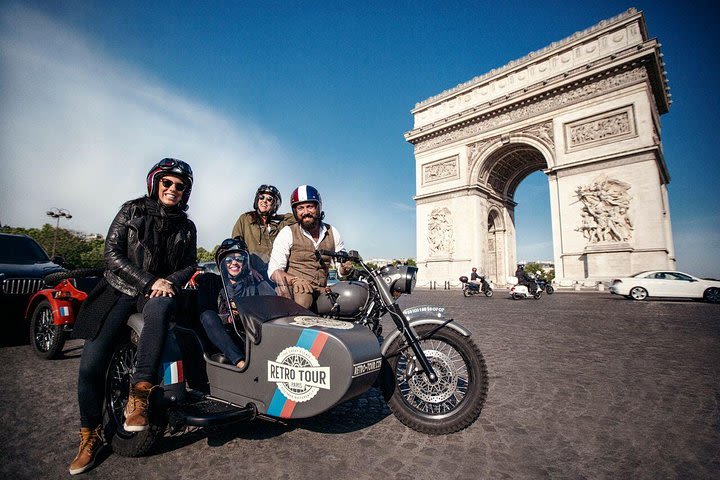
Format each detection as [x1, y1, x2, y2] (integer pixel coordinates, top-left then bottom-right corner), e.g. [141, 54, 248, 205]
[200, 310, 244, 365]
[77, 294, 174, 428]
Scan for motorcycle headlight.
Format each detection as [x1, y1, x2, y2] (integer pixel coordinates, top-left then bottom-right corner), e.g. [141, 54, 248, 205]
[380, 265, 418, 295]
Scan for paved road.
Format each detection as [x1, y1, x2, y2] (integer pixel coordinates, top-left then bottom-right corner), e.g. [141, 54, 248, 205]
[1, 290, 718, 479]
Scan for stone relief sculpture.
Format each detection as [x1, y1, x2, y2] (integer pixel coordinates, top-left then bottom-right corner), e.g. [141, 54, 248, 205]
[423, 157, 458, 184]
[575, 175, 633, 243]
[428, 207, 455, 256]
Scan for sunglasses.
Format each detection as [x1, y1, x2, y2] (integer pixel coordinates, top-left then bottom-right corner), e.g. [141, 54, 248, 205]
[160, 178, 187, 192]
[257, 194, 275, 203]
[223, 255, 245, 265]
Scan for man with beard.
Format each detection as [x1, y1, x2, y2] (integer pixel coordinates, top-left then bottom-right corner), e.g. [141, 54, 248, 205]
[268, 185, 352, 309]
[231, 185, 295, 283]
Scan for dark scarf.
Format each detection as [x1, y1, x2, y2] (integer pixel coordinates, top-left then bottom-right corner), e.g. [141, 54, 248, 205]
[141, 196, 187, 276]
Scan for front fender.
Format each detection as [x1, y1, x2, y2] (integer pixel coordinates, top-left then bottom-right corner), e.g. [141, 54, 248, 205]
[380, 305, 471, 356]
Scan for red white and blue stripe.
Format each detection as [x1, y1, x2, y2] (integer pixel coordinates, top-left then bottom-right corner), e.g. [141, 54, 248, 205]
[162, 360, 184, 385]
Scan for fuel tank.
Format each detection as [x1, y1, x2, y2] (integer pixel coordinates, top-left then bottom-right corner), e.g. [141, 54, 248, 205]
[314, 281, 370, 318]
[206, 313, 382, 419]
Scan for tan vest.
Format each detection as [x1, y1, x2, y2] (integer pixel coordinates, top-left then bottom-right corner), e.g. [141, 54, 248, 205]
[286, 223, 335, 287]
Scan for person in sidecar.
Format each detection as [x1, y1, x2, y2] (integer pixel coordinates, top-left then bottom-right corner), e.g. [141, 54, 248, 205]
[515, 263, 537, 294]
[231, 184, 295, 284]
[69, 158, 197, 475]
[267, 185, 353, 310]
[197, 237, 275, 369]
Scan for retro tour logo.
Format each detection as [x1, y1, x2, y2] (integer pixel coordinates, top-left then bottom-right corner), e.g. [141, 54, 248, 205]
[268, 346, 331, 402]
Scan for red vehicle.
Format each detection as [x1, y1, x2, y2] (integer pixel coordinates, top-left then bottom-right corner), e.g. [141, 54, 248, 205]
[25, 269, 103, 359]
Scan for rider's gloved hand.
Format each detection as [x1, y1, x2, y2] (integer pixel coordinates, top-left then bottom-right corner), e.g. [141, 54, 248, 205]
[292, 277, 313, 294]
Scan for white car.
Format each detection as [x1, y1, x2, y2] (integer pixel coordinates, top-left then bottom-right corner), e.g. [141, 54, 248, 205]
[609, 270, 720, 303]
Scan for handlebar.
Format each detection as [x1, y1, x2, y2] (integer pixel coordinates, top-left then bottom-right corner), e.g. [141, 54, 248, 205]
[315, 249, 361, 263]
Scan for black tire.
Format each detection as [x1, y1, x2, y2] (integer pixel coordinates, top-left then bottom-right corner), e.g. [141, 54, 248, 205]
[629, 286, 648, 301]
[545, 285, 554, 295]
[703, 287, 720, 304]
[104, 333, 166, 457]
[462, 288, 470, 297]
[44, 268, 104, 287]
[380, 324, 488, 434]
[484, 288, 493, 298]
[511, 292, 521, 300]
[29, 300, 66, 359]
[533, 291, 542, 300]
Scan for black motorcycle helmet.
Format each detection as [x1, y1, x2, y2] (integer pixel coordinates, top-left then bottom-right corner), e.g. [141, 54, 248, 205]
[215, 237, 250, 280]
[253, 185, 281, 216]
[146, 158, 194, 211]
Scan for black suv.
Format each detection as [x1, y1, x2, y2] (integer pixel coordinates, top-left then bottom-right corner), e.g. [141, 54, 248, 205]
[0, 233, 64, 344]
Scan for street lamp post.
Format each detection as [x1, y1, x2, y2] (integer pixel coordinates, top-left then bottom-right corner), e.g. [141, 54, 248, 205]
[46, 208, 72, 258]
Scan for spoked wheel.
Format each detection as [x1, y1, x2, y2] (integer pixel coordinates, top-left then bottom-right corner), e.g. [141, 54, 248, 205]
[29, 300, 65, 359]
[704, 287, 720, 304]
[629, 286, 648, 301]
[104, 334, 165, 457]
[381, 324, 488, 434]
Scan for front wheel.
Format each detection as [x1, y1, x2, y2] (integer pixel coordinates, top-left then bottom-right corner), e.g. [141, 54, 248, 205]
[484, 288, 493, 298]
[104, 333, 166, 457]
[533, 291, 542, 300]
[29, 300, 66, 359]
[545, 285, 554, 295]
[380, 324, 488, 434]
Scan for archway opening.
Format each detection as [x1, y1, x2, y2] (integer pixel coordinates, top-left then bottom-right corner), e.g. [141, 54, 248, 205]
[514, 171, 552, 265]
[480, 143, 551, 284]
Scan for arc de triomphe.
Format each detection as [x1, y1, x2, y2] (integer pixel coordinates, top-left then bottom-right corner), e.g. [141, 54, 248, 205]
[405, 8, 675, 285]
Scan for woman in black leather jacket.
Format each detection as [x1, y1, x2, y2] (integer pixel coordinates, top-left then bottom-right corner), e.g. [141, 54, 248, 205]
[69, 158, 197, 475]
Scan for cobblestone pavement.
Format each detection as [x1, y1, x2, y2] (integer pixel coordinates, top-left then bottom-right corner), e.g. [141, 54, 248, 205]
[1, 291, 718, 479]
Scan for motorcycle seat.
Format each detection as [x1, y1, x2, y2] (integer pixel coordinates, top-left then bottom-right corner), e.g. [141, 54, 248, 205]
[233, 296, 314, 345]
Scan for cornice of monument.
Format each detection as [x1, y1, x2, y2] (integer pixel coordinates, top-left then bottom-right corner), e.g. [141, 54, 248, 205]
[406, 8, 671, 138]
[407, 62, 650, 152]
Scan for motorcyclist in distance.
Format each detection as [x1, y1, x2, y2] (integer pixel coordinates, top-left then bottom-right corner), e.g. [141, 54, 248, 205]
[515, 263, 537, 294]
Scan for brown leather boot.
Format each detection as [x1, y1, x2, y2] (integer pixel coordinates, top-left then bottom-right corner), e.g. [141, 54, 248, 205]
[69, 425, 103, 475]
[123, 381, 154, 432]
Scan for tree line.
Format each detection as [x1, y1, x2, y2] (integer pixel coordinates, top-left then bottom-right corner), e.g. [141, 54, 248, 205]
[1, 224, 413, 270]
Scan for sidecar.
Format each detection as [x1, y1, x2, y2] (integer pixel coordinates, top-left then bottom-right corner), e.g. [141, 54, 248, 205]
[107, 276, 383, 457]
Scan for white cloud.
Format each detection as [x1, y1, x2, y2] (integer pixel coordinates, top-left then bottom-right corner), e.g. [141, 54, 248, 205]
[0, 5, 298, 250]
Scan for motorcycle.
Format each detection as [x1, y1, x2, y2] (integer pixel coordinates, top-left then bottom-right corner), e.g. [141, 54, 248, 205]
[25, 269, 103, 359]
[534, 277, 554, 295]
[458, 275, 493, 297]
[105, 249, 489, 457]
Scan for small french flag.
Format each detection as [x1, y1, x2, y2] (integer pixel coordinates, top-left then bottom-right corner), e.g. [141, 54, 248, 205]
[59, 306, 70, 317]
[162, 360, 184, 385]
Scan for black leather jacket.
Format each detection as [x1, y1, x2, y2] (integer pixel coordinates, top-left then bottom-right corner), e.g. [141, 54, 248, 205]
[104, 197, 197, 296]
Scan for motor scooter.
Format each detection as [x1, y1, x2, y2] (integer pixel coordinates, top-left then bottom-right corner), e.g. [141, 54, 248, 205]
[105, 249, 489, 457]
[459, 276, 493, 297]
[507, 277, 542, 300]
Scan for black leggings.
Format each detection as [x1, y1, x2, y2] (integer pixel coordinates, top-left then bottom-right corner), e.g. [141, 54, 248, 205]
[77, 294, 174, 428]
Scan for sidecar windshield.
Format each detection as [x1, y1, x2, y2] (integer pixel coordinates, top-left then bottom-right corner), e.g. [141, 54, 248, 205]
[217, 249, 251, 311]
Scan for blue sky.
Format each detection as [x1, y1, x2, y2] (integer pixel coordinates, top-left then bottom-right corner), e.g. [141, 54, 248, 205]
[1, 1, 719, 276]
